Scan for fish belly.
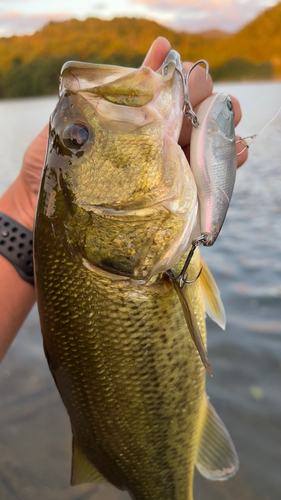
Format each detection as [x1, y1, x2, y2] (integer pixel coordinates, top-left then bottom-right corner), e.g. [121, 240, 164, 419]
[35, 217, 206, 500]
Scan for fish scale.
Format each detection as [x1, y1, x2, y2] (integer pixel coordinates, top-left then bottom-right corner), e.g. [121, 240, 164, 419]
[35, 214, 205, 500]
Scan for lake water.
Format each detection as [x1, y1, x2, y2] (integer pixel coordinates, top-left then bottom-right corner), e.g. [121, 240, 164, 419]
[0, 82, 281, 500]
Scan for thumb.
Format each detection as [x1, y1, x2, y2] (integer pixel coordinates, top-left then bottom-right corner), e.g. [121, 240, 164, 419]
[142, 37, 171, 71]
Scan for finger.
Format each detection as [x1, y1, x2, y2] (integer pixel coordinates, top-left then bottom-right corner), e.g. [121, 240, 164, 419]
[22, 124, 49, 183]
[182, 61, 213, 108]
[39, 123, 49, 140]
[27, 124, 49, 162]
[182, 144, 191, 165]
[142, 37, 171, 71]
[229, 95, 242, 126]
[180, 91, 242, 150]
[179, 62, 213, 147]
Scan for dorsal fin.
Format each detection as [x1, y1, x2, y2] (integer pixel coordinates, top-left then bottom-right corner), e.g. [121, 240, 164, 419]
[196, 394, 239, 480]
[71, 438, 108, 485]
[200, 255, 226, 330]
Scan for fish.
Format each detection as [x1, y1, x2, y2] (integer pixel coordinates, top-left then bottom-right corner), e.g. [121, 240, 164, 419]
[34, 50, 238, 500]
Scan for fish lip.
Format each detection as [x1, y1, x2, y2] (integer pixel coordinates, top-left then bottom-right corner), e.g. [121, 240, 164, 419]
[78, 202, 170, 218]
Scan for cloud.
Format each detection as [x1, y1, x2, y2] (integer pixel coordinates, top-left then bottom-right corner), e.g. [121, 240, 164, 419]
[0, 0, 278, 37]
[132, 0, 233, 8]
[91, 1, 108, 9]
[130, 0, 279, 32]
[0, 12, 69, 37]
[131, 0, 275, 8]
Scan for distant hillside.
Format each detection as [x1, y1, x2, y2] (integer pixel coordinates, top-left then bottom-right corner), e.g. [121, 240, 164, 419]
[202, 2, 281, 77]
[0, 17, 218, 71]
[0, 3, 280, 98]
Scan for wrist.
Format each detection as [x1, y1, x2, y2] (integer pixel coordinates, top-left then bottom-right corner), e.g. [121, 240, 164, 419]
[0, 212, 34, 285]
[0, 176, 35, 232]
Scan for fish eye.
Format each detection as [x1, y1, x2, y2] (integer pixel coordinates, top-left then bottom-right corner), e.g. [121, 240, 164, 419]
[226, 99, 233, 112]
[62, 123, 89, 150]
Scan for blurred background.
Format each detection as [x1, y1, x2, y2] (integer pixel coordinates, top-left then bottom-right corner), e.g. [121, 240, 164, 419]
[0, 1, 281, 499]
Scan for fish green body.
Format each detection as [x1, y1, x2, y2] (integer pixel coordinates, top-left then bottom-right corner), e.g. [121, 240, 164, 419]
[34, 50, 238, 500]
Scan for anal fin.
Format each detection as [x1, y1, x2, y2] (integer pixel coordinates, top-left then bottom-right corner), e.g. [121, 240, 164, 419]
[71, 438, 108, 486]
[196, 394, 239, 481]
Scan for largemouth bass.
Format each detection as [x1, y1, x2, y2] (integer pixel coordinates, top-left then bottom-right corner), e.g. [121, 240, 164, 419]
[34, 50, 238, 500]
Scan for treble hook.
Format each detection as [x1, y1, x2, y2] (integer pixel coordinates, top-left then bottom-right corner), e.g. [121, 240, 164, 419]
[236, 135, 257, 155]
[183, 59, 209, 128]
[168, 235, 206, 289]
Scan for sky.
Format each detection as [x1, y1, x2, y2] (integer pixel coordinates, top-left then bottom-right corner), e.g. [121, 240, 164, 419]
[0, 0, 278, 37]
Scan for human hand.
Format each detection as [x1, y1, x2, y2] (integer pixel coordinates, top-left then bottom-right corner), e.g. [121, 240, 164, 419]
[143, 37, 248, 169]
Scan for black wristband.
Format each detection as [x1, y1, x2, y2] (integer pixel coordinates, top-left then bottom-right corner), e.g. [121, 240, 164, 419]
[0, 212, 34, 285]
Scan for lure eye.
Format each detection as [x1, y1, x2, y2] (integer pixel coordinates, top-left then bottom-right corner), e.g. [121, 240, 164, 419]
[227, 100, 233, 112]
[62, 123, 89, 150]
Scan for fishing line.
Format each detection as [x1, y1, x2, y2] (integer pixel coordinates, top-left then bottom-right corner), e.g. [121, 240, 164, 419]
[237, 104, 281, 155]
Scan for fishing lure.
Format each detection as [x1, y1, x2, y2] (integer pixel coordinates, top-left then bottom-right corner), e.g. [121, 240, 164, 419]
[173, 62, 281, 288]
[169, 60, 237, 288]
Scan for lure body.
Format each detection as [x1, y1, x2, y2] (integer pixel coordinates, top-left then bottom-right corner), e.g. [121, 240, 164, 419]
[190, 93, 236, 246]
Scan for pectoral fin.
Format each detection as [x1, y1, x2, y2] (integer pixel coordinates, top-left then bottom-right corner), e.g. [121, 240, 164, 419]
[196, 394, 239, 480]
[170, 272, 212, 375]
[71, 438, 108, 485]
[200, 256, 226, 330]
